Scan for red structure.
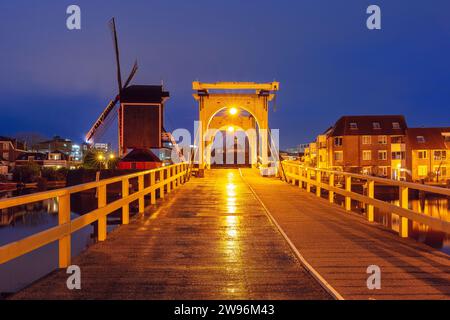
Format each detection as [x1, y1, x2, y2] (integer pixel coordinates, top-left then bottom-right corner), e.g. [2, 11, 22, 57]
[118, 149, 162, 170]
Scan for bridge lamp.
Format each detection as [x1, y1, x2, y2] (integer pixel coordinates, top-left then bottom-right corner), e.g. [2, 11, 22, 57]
[227, 126, 235, 133]
[97, 154, 104, 161]
[229, 107, 238, 116]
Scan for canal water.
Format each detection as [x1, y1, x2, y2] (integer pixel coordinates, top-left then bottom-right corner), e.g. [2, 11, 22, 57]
[0, 188, 126, 295]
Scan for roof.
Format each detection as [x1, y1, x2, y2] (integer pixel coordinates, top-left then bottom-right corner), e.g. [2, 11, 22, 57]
[120, 85, 170, 104]
[407, 127, 449, 150]
[121, 149, 161, 162]
[328, 115, 407, 136]
[16, 151, 68, 161]
[0, 136, 15, 142]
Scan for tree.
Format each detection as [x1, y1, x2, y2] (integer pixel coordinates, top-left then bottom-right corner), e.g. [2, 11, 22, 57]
[13, 163, 41, 183]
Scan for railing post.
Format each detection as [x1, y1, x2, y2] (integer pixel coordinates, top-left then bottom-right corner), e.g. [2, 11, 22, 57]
[58, 193, 71, 268]
[399, 186, 409, 238]
[150, 171, 156, 205]
[306, 169, 311, 193]
[122, 178, 129, 225]
[160, 170, 165, 199]
[97, 184, 107, 242]
[316, 170, 321, 197]
[138, 174, 145, 214]
[367, 180, 374, 222]
[298, 167, 303, 189]
[345, 175, 352, 211]
[167, 167, 172, 193]
[329, 173, 334, 203]
[292, 166, 296, 186]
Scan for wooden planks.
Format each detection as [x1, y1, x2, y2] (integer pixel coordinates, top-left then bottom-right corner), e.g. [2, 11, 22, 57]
[241, 168, 450, 300]
[10, 169, 329, 300]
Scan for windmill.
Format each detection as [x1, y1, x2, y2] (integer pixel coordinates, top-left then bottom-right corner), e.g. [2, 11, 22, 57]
[85, 17, 138, 153]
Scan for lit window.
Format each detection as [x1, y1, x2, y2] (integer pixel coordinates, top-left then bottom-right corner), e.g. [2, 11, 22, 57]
[378, 166, 388, 177]
[417, 136, 426, 143]
[378, 150, 387, 160]
[418, 151, 427, 159]
[378, 135, 387, 144]
[362, 150, 372, 161]
[334, 151, 343, 161]
[392, 151, 405, 160]
[372, 122, 381, 130]
[434, 150, 446, 160]
[334, 137, 343, 147]
[362, 136, 371, 144]
[349, 122, 358, 130]
[418, 165, 428, 176]
[392, 122, 401, 129]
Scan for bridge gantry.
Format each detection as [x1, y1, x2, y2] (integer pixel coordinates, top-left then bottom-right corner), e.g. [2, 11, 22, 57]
[192, 81, 279, 173]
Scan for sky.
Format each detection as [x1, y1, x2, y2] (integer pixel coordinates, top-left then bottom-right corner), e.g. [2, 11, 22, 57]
[1, 0, 450, 149]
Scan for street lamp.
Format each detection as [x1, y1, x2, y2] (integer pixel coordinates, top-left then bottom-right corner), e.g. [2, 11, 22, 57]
[229, 107, 238, 116]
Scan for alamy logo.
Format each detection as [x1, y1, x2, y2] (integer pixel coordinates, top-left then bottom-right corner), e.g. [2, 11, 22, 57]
[366, 5, 381, 30]
[366, 265, 381, 290]
[66, 265, 81, 290]
[66, 5, 81, 30]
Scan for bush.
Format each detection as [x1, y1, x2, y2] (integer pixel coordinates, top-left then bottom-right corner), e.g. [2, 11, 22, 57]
[13, 163, 41, 183]
[41, 167, 68, 181]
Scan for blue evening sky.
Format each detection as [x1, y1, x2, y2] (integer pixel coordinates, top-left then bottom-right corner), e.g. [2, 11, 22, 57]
[0, 1, 449, 149]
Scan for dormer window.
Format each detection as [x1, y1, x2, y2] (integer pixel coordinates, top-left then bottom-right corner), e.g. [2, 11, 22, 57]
[417, 136, 426, 143]
[372, 122, 381, 130]
[392, 122, 400, 129]
[349, 122, 358, 130]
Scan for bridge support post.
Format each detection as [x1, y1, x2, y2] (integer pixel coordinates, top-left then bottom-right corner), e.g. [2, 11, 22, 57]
[291, 166, 296, 186]
[150, 172, 156, 205]
[97, 185, 107, 241]
[345, 176, 352, 211]
[299, 167, 303, 189]
[58, 194, 71, 268]
[122, 178, 129, 225]
[329, 173, 334, 203]
[138, 175, 145, 214]
[399, 186, 409, 238]
[367, 180, 374, 222]
[306, 169, 311, 193]
[316, 171, 321, 197]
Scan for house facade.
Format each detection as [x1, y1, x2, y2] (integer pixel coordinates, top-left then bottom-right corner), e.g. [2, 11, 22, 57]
[406, 127, 450, 183]
[325, 115, 408, 180]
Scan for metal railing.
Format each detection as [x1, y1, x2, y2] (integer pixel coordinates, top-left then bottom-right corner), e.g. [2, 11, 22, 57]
[282, 161, 450, 238]
[0, 163, 189, 268]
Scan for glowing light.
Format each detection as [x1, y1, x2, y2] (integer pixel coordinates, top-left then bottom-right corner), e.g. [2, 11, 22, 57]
[109, 154, 115, 160]
[227, 126, 235, 133]
[97, 154, 104, 161]
[229, 107, 238, 115]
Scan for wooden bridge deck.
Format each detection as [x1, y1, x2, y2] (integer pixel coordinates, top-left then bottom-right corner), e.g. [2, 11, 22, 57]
[10, 168, 450, 300]
[240, 168, 450, 300]
[11, 169, 329, 300]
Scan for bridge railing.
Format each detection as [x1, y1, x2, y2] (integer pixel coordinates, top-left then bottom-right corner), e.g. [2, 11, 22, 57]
[282, 161, 450, 238]
[0, 163, 189, 268]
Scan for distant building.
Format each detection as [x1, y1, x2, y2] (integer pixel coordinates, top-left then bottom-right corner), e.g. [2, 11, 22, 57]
[406, 127, 450, 183]
[0, 136, 26, 171]
[34, 136, 72, 155]
[92, 142, 112, 153]
[16, 151, 69, 168]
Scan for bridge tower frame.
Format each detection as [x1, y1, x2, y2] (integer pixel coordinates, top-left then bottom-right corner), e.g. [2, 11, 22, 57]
[193, 81, 279, 172]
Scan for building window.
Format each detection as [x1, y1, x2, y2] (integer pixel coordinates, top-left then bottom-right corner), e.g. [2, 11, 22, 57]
[372, 122, 381, 130]
[434, 150, 447, 161]
[362, 136, 371, 145]
[378, 150, 387, 160]
[334, 137, 343, 147]
[349, 122, 358, 130]
[362, 167, 372, 175]
[378, 166, 388, 177]
[362, 150, 372, 161]
[392, 151, 405, 160]
[378, 135, 387, 144]
[392, 122, 401, 129]
[334, 151, 343, 161]
[441, 167, 447, 177]
[418, 150, 428, 159]
[391, 136, 404, 144]
[418, 165, 428, 177]
[416, 136, 426, 143]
